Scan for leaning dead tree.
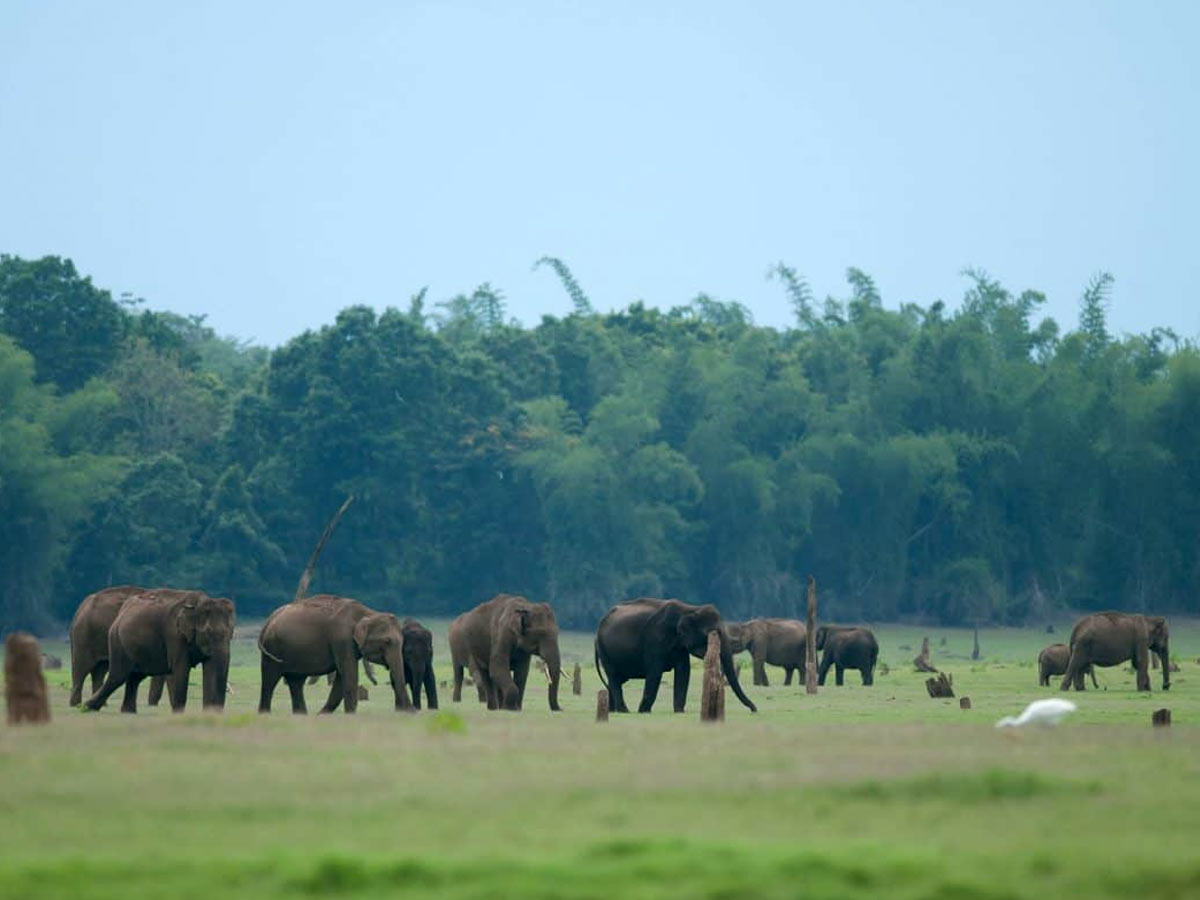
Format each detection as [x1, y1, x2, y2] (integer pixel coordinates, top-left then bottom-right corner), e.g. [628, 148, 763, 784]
[914, 636, 938, 672]
[805, 575, 818, 695]
[925, 672, 954, 698]
[294, 495, 355, 602]
[700, 631, 724, 722]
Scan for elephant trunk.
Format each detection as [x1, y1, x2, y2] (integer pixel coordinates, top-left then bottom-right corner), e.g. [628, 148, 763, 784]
[542, 641, 562, 712]
[203, 648, 230, 710]
[408, 658, 427, 709]
[720, 637, 757, 713]
[387, 646, 413, 711]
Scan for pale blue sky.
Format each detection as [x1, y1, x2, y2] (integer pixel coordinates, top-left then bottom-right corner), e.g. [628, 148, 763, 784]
[2, 2, 1197, 346]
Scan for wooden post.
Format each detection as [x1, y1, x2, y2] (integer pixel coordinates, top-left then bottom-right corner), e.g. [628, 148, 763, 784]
[596, 690, 609, 722]
[1152, 708, 1171, 727]
[5, 633, 51, 725]
[805, 575, 818, 695]
[700, 631, 724, 722]
[572, 663, 582, 696]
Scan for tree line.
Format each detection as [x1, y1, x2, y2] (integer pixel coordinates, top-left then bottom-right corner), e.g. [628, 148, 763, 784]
[2, 253, 1197, 633]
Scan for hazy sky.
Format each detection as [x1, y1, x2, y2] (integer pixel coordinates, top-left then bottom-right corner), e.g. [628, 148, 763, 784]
[3, 2, 1197, 346]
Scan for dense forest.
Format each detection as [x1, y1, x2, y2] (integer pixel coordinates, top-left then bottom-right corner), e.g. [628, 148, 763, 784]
[1, 254, 1197, 633]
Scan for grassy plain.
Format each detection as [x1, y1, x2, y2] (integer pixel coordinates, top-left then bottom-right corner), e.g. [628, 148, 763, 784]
[1, 619, 1198, 899]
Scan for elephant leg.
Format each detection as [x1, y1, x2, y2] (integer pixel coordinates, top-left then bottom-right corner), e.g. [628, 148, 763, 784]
[259, 656, 284, 713]
[752, 655, 768, 686]
[320, 671, 347, 714]
[817, 652, 832, 686]
[69, 660, 90, 707]
[1134, 645, 1151, 692]
[91, 661, 108, 696]
[862, 665, 874, 686]
[513, 656, 531, 711]
[147, 676, 165, 707]
[85, 655, 131, 711]
[835, 664, 845, 686]
[476, 668, 498, 710]
[672, 658, 691, 713]
[285, 675, 309, 714]
[167, 665, 190, 712]
[607, 677, 630, 713]
[472, 665, 488, 703]
[452, 664, 464, 703]
[783, 666, 794, 686]
[638, 668, 664, 713]
[120, 673, 145, 714]
[1038, 666, 1048, 687]
[423, 665, 438, 710]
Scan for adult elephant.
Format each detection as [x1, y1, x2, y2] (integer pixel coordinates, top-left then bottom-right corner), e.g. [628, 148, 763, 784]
[1060, 612, 1170, 692]
[257, 595, 413, 713]
[815, 625, 878, 686]
[83, 589, 235, 713]
[69, 585, 146, 706]
[595, 598, 757, 714]
[452, 594, 562, 712]
[725, 618, 806, 686]
[1038, 643, 1097, 688]
[401, 618, 438, 710]
[449, 613, 486, 703]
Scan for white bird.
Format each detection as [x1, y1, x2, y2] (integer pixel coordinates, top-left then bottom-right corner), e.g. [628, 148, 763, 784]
[995, 698, 1077, 729]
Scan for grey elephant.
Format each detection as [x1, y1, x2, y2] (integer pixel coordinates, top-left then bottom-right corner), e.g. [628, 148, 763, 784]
[815, 625, 878, 686]
[449, 612, 487, 703]
[83, 589, 235, 713]
[401, 618, 438, 710]
[451, 594, 562, 711]
[594, 598, 756, 714]
[257, 595, 413, 713]
[1038, 643, 1097, 688]
[1060, 612, 1170, 692]
[70, 585, 147, 706]
[724, 618, 807, 687]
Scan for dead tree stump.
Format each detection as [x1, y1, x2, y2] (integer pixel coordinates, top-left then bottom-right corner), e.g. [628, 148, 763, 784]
[1152, 708, 1171, 727]
[5, 633, 51, 725]
[572, 663, 582, 695]
[925, 672, 954, 698]
[914, 637, 938, 673]
[596, 690, 609, 722]
[959, 696, 971, 709]
[805, 575, 818, 695]
[700, 631, 724, 722]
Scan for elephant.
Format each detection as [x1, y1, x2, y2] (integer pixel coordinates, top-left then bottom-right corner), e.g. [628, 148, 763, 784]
[449, 612, 487, 703]
[257, 594, 413, 713]
[83, 589, 235, 713]
[401, 618, 438, 710]
[1060, 612, 1170, 692]
[815, 625, 878, 686]
[724, 618, 807, 686]
[1038, 643, 1097, 688]
[594, 598, 757, 714]
[451, 594, 562, 711]
[70, 585, 144, 706]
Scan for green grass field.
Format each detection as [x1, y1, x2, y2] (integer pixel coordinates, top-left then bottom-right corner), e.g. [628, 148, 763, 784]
[2, 620, 1198, 899]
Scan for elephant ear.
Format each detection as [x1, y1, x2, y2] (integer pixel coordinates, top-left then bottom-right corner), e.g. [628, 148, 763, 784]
[353, 617, 371, 652]
[175, 597, 200, 643]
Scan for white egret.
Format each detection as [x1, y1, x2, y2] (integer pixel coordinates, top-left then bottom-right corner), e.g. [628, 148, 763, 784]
[995, 698, 1077, 728]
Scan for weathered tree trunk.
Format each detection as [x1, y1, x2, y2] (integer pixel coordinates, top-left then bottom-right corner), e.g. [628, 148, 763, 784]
[700, 631, 724, 722]
[971, 627, 980, 661]
[596, 690, 609, 722]
[925, 672, 954, 698]
[5, 633, 50, 725]
[914, 637, 937, 672]
[572, 663, 582, 695]
[294, 495, 354, 602]
[805, 575, 818, 695]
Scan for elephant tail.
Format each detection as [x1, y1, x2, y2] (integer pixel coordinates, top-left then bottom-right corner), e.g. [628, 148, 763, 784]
[594, 639, 610, 694]
[258, 630, 284, 663]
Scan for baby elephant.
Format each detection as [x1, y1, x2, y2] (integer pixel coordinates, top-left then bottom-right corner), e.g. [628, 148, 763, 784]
[1038, 643, 1097, 688]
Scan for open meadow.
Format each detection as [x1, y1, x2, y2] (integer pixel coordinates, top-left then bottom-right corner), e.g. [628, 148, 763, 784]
[2, 620, 1199, 899]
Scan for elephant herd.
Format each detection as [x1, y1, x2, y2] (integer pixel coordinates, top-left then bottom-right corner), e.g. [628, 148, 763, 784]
[65, 585, 1173, 717]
